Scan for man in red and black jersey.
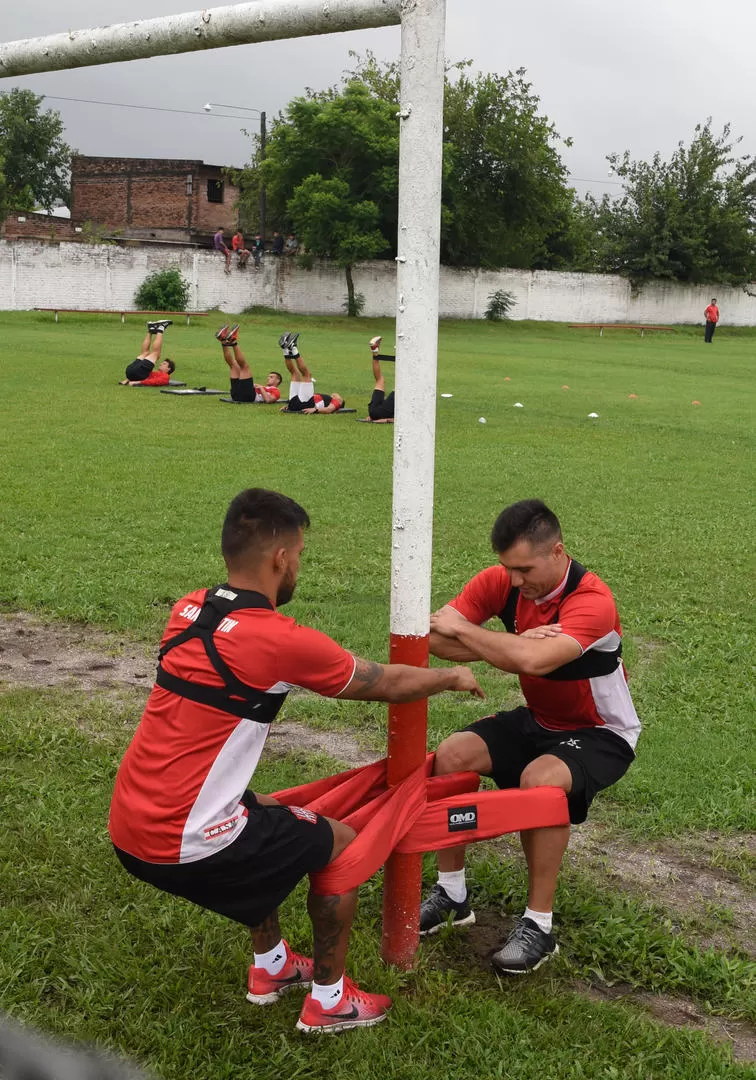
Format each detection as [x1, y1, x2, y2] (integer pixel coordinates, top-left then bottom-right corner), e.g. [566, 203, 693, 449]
[421, 500, 640, 974]
[109, 488, 483, 1033]
[278, 332, 346, 413]
[215, 325, 283, 403]
[120, 321, 176, 386]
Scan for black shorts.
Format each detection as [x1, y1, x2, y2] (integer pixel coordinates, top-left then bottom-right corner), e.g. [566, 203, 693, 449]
[464, 707, 635, 824]
[368, 389, 395, 421]
[125, 358, 153, 382]
[230, 377, 256, 403]
[286, 394, 313, 412]
[113, 792, 334, 927]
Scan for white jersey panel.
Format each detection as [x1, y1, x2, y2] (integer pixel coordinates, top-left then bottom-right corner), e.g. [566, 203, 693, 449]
[589, 668, 641, 749]
[179, 716, 270, 863]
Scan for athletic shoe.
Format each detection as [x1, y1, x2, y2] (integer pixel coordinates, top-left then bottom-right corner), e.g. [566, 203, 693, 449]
[491, 918, 559, 974]
[225, 324, 240, 344]
[278, 332, 292, 350]
[287, 331, 300, 352]
[215, 325, 230, 342]
[296, 977, 392, 1034]
[154, 320, 173, 331]
[369, 335, 382, 352]
[419, 884, 476, 936]
[246, 940, 313, 1006]
[147, 321, 159, 332]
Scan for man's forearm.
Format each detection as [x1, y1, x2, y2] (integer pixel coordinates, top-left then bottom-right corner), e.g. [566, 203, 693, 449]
[452, 622, 532, 674]
[376, 664, 466, 702]
[429, 631, 481, 663]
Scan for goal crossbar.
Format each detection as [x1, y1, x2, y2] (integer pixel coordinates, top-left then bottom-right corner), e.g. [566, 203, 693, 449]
[0, 0, 402, 77]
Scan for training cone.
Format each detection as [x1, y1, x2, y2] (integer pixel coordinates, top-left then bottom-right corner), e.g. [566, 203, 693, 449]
[562, 385, 569, 390]
[692, 400, 701, 406]
[504, 377, 511, 382]
[628, 393, 638, 399]
[513, 402, 524, 408]
[478, 417, 487, 424]
[588, 412, 599, 418]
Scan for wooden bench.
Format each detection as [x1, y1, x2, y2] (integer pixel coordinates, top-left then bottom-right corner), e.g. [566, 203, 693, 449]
[569, 323, 676, 337]
[35, 308, 208, 325]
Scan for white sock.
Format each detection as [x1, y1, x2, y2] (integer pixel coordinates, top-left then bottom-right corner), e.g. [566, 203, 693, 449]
[437, 869, 467, 904]
[312, 975, 344, 1009]
[253, 939, 287, 975]
[523, 907, 552, 934]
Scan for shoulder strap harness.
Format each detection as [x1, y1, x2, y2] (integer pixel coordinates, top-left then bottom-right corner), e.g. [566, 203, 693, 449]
[499, 560, 622, 682]
[155, 585, 288, 722]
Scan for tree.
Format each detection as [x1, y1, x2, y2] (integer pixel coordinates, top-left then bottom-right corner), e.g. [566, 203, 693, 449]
[237, 55, 582, 275]
[584, 121, 756, 286]
[287, 175, 388, 314]
[0, 89, 71, 218]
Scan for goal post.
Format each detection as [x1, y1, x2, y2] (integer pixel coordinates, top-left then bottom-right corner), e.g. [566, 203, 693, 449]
[1, 0, 446, 971]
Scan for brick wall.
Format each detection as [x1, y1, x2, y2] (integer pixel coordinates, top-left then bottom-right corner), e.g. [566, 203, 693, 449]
[3, 212, 77, 241]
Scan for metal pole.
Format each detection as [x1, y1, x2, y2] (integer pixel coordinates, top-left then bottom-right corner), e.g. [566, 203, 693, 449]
[0, 0, 402, 78]
[382, 0, 446, 970]
[259, 111, 267, 243]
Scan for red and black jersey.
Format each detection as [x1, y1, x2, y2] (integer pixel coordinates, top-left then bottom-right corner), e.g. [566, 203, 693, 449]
[450, 560, 640, 747]
[109, 587, 356, 864]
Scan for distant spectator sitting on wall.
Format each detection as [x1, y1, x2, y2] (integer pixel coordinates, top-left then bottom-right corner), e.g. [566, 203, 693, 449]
[252, 234, 264, 270]
[284, 233, 299, 257]
[232, 230, 250, 269]
[214, 227, 232, 274]
[272, 230, 284, 256]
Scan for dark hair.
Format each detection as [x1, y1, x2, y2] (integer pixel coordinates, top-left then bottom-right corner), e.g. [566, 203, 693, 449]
[711, 297, 717, 303]
[269, 371, 283, 385]
[491, 499, 562, 553]
[222, 489, 310, 564]
[165, 359, 176, 374]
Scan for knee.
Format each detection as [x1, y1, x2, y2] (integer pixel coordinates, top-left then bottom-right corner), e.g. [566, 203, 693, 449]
[434, 735, 477, 777]
[520, 755, 572, 793]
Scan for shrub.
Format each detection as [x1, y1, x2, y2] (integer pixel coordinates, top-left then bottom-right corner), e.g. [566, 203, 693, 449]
[484, 289, 516, 321]
[134, 268, 190, 312]
[342, 291, 366, 317]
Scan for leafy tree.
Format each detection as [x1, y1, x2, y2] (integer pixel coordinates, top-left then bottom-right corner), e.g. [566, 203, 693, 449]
[134, 268, 190, 311]
[0, 89, 71, 217]
[584, 121, 756, 285]
[287, 175, 387, 315]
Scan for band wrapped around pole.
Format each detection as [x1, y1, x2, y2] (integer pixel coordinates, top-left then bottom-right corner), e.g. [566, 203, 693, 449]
[382, 0, 446, 970]
[0, 0, 402, 78]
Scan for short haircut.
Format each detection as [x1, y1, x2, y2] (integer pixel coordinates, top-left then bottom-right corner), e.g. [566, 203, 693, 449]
[222, 489, 310, 564]
[165, 359, 176, 374]
[711, 297, 717, 303]
[491, 499, 562, 553]
[269, 371, 283, 385]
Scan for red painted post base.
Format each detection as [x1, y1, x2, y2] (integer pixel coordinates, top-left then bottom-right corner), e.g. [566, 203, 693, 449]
[381, 633, 429, 969]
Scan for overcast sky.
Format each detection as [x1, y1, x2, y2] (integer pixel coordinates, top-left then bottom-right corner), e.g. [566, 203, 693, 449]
[2, 0, 755, 200]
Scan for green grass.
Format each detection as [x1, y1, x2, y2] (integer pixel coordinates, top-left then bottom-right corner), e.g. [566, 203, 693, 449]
[1, 311, 755, 1077]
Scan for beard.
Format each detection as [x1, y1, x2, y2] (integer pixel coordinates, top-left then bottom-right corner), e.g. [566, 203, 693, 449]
[276, 575, 297, 607]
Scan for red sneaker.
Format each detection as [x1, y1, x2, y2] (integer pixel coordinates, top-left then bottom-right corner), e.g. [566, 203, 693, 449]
[225, 324, 240, 344]
[246, 941, 313, 1006]
[215, 325, 230, 342]
[296, 977, 392, 1033]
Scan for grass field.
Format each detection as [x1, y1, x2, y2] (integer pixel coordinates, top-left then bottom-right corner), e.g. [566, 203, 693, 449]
[0, 310, 754, 1078]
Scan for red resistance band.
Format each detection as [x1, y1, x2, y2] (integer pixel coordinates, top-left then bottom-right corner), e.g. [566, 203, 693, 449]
[272, 754, 569, 895]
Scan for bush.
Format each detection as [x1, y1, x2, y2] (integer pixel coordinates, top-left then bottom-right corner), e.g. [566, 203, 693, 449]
[484, 289, 516, 321]
[134, 267, 190, 311]
[342, 291, 366, 317]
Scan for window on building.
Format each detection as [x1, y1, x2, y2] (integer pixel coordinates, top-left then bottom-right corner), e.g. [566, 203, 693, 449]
[186, 174, 193, 196]
[206, 179, 224, 204]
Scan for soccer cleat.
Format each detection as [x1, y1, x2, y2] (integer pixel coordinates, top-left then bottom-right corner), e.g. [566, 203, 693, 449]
[154, 320, 173, 331]
[287, 332, 300, 353]
[215, 325, 230, 342]
[296, 977, 392, 1034]
[278, 332, 292, 350]
[147, 321, 159, 332]
[419, 884, 476, 936]
[225, 324, 240, 344]
[491, 918, 559, 975]
[246, 941, 313, 1006]
[369, 335, 382, 352]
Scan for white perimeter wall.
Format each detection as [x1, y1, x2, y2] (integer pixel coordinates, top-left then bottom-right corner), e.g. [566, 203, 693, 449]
[1, 240, 755, 325]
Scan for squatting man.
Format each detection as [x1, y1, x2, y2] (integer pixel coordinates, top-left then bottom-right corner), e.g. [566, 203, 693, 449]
[421, 499, 641, 974]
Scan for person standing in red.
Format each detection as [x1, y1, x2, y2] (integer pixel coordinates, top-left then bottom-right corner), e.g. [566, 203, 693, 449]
[109, 488, 484, 1033]
[704, 298, 720, 342]
[420, 500, 640, 975]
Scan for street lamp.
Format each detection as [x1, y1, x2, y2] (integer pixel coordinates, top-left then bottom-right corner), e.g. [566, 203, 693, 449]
[203, 102, 266, 243]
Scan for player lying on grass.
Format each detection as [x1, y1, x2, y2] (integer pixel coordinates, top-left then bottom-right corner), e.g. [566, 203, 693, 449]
[366, 335, 396, 422]
[421, 499, 640, 975]
[120, 321, 175, 385]
[278, 332, 346, 413]
[215, 325, 283, 403]
[109, 488, 484, 1033]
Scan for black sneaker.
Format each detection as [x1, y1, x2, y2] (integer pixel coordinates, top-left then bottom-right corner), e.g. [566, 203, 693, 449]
[278, 332, 292, 350]
[154, 319, 173, 332]
[147, 321, 159, 332]
[287, 331, 300, 354]
[491, 918, 559, 974]
[419, 885, 475, 936]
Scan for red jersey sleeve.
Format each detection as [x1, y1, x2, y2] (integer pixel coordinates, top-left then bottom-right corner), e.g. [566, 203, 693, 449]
[556, 578, 618, 651]
[141, 370, 170, 386]
[279, 623, 356, 697]
[449, 566, 512, 625]
[267, 386, 281, 401]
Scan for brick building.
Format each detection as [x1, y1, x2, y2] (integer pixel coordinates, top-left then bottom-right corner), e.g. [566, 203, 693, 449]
[69, 155, 240, 244]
